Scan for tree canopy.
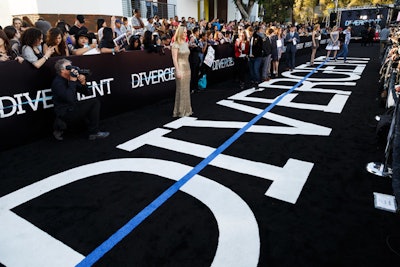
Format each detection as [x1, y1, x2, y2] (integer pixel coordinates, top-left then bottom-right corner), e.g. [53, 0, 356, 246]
[232, 0, 394, 23]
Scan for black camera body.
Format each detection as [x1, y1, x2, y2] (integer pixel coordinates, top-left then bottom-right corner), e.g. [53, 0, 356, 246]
[66, 65, 91, 77]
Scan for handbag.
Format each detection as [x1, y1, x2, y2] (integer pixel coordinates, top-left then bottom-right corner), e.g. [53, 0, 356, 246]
[198, 74, 207, 89]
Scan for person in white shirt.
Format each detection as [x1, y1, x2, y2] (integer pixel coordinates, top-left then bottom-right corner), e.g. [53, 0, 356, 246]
[146, 17, 155, 33]
[131, 9, 145, 36]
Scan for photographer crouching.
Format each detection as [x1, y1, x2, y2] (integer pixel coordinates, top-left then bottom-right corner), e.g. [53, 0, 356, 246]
[51, 58, 109, 141]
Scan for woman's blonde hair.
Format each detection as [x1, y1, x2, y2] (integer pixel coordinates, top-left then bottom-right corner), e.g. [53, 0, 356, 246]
[173, 25, 187, 44]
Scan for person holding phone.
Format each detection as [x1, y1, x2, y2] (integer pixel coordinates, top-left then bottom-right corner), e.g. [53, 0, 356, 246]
[21, 27, 54, 68]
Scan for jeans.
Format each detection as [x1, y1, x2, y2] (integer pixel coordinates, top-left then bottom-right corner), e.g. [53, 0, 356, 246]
[285, 49, 296, 70]
[336, 44, 348, 61]
[248, 57, 262, 83]
[392, 107, 400, 206]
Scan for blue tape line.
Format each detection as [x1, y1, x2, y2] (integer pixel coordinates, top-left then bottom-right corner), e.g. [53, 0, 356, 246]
[0, 97, 52, 111]
[0, 83, 104, 111]
[76, 61, 327, 267]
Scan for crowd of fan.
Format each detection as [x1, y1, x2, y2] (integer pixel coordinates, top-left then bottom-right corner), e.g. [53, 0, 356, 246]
[376, 24, 400, 210]
[3, 10, 371, 94]
[0, 10, 323, 64]
[0, 10, 330, 93]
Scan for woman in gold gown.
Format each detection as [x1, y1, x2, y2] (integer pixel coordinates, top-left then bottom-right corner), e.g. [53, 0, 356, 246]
[171, 25, 193, 117]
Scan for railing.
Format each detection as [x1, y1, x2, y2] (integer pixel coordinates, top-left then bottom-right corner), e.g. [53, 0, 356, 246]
[132, 0, 176, 19]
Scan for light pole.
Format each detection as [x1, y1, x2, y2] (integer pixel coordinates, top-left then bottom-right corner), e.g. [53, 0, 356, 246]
[335, 0, 338, 14]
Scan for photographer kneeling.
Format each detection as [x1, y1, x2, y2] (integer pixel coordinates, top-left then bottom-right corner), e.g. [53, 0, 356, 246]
[51, 58, 109, 141]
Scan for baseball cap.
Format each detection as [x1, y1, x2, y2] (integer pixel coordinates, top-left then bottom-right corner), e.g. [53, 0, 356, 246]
[115, 19, 122, 24]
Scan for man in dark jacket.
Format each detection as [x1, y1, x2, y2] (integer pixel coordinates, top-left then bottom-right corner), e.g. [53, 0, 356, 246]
[284, 25, 300, 71]
[248, 26, 265, 86]
[51, 58, 109, 141]
[189, 27, 201, 93]
[260, 26, 272, 81]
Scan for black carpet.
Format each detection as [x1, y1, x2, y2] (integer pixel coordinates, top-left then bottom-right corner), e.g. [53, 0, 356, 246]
[1, 44, 400, 267]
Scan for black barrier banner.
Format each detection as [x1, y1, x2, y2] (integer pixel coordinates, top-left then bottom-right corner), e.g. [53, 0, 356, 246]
[0, 45, 237, 150]
[0, 39, 326, 150]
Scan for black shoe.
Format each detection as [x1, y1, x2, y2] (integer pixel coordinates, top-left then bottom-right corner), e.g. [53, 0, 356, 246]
[53, 130, 63, 141]
[88, 131, 110, 140]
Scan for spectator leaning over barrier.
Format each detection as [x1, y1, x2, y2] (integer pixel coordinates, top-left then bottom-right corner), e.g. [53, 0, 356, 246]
[146, 17, 155, 33]
[127, 34, 142, 50]
[97, 18, 107, 42]
[121, 17, 132, 36]
[207, 30, 217, 45]
[161, 34, 172, 49]
[143, 30, 161, 53]
[34, 17, 51, 37]
[43, 27, 69, 57]
[51, 58, 110, 141]
[71, 30, 97, 55]
[69, 15, 88, 37]
[131, 9, 145, 36]
[99, 27, 121, 54]
[12, 17, 23, 36]
[21, 27, 54, 68]
[114, 19, 124, 37]
[154, 15, 164, 33]
[0, 30, 24, 63]
[56, 21, 73, 46]
[4, 25, 21, 56]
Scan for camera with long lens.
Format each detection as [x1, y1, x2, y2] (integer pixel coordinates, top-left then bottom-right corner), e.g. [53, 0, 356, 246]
[66, 65, 91, 77]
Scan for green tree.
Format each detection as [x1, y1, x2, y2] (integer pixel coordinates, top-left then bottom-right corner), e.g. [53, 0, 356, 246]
[294, 0, 393, 23]
[261, 0, 294, 23]
[240, 0, 394, 23]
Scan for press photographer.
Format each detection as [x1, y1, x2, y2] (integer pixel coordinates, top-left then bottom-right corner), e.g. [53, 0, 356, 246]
[51, 58, 109, 141]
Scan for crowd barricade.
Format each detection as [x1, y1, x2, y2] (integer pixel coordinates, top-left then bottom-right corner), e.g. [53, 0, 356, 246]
[0, 45, 235, 150]
[0, 37, 326, 150]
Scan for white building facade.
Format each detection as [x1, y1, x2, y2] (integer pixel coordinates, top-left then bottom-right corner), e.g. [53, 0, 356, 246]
[0, 0, 259, 29]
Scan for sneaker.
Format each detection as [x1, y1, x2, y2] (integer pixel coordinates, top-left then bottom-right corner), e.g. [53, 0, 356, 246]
[88, 131, 110, 140]
[53, 130, 63, 141]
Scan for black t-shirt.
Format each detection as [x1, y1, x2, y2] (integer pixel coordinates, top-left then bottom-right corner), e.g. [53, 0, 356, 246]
[69, 25, 88, 36]
[99, 39, 114, 49]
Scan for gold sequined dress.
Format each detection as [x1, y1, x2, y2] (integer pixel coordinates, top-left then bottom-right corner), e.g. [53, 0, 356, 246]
[172, 41, 192, 117]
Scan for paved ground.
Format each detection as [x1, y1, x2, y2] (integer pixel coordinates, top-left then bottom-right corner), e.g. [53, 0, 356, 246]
[1, 43, 400, 267]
